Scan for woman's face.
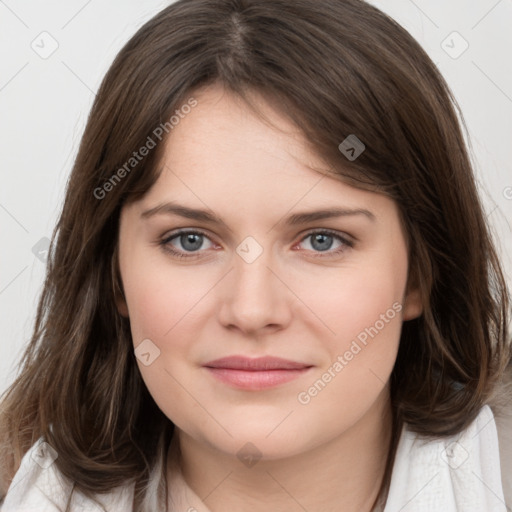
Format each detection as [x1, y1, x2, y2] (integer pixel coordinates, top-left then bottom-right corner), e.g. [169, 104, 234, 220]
[116, 84, 422, 460]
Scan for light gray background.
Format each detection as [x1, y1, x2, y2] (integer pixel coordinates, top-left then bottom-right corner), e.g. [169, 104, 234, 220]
[1, 0, 511, 397]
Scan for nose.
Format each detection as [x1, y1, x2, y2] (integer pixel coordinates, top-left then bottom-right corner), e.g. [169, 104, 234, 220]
[217, 243, 292, 336]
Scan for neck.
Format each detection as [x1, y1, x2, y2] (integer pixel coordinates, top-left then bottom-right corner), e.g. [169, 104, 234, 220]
[169, 388, 393, 512]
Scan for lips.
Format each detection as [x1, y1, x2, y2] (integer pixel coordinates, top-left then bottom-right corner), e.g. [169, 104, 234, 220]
[203, 356, 313, 390]
[203, 355, 311, 371]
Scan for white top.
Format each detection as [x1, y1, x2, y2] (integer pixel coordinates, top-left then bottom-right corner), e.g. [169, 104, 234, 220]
[1, 405, 510, 511]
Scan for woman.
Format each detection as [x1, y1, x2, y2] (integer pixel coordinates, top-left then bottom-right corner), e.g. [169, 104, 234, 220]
[1, 0, 511, 510]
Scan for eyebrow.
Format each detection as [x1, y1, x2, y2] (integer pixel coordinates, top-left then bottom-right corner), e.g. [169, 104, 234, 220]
[140, 201, 376, 227]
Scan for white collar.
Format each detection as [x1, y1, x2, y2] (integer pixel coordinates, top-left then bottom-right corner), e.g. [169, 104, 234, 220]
[383, 404, 508, 511]
[167, 405, 509, 512]
[1, 405, 508, 511]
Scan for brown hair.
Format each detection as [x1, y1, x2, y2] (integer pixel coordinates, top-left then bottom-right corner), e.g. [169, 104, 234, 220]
[1, 0, 510, 510]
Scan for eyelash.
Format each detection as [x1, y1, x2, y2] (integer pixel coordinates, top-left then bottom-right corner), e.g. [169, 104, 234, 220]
[158, 228, 354, 260]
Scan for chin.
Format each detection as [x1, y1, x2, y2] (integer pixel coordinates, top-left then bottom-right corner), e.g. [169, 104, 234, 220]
[204, 423, 314, 462]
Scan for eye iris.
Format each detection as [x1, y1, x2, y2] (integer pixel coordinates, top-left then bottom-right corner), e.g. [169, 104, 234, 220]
[311, 233, 333, 251]
[181, 233, 203, 251]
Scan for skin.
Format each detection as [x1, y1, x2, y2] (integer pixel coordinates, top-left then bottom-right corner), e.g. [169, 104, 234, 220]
[116, 83, 423, 512]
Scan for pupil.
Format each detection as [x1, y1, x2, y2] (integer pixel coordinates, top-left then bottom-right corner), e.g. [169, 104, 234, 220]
[312, 234, 332, 251]
[182, 233, 202, 251]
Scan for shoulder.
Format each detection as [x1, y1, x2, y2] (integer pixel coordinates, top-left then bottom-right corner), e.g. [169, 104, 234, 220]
[0, 438, 134, 512]
[493, 396, 512, 510]
[384, 405, 510, 512]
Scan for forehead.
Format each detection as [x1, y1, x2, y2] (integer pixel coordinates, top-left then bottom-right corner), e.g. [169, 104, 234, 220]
[163, 85, 323, 181]
[127, 85, 399, 228]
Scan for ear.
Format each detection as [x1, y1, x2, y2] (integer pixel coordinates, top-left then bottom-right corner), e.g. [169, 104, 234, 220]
[112, 248, 129, 318]
[401, 255, 424, 321]
[115, 291, 130, 318]
[402, 286, 423, 321]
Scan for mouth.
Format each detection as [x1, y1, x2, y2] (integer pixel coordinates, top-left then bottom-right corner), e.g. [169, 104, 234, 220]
[202, 355, 313, 390]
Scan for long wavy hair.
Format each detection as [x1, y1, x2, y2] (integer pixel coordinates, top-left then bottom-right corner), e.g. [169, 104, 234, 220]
[1, 0, 510, 510]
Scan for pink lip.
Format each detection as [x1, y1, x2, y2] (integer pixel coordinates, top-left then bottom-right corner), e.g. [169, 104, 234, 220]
[203, 356, 313, 390]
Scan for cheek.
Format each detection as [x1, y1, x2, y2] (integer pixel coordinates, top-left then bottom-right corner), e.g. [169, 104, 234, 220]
[293, 272, 403, 444]
[294, 249, 406, 402]
[123, 261, 218, 428]
[303, 257, 406, 349]
[123, 257, 209, 344]
[304, 276, 402, 398]
[126, 275, 200, 431]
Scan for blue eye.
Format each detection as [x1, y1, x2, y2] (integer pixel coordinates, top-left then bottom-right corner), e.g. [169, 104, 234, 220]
[297, 230, 353, 258]
[160, 230, 214, 258]
[159, 229, 353, 260]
